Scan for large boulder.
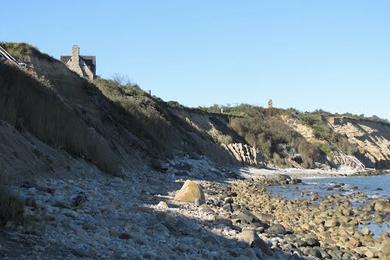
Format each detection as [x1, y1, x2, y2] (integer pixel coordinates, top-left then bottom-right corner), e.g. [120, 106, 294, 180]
[236, 208, 269, 228]
[174, 180, 205, 204]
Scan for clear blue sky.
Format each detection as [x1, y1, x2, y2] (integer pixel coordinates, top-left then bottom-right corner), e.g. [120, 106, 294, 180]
[1, 1, 389, 119]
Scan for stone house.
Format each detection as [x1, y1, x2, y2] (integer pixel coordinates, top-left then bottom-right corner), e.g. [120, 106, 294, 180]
[61, 45, 96, 80]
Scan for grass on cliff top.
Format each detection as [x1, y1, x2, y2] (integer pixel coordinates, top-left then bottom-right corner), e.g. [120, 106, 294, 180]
[93, 78, 145, 100]
[93, 78, 182, 154]
[93, 79, 236, 164]
[0, 42, 52, 61]
[201, 104, 288, 118]
[0, 166, 24, 226]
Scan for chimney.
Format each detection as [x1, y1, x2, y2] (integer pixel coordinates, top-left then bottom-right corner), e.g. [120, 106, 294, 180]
[72, 45, 80, 62]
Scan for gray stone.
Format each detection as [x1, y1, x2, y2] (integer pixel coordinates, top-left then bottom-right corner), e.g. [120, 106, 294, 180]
[268, 224, 286, 236]
[236, 208, 266, 226]
[222, 203, 233, 212]
[305, 237, 320, 247]
[303, 247, 322, 258]
[237, 229, 271, 254]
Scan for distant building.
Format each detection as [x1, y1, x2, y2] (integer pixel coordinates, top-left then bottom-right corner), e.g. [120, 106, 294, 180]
[61, 45, 96, 80]
[268, 99, 273, 109]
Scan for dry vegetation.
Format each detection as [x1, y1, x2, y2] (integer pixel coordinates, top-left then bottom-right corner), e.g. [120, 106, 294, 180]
[0, 42, 52, 62]
[0, 166, 24, 226]
[92, 79, 236, 164]
[198, 104, 368, 168]
[226, 106, 325, 168]
[93, 78, 185, 155]
[0, 63, 121, 175]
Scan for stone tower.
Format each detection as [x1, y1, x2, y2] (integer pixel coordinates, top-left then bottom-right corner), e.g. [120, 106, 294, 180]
[72, 45, 80, 64]
[70, 45, 83, 76]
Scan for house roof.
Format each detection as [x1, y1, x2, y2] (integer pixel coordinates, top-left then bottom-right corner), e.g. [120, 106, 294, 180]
[60, 55, 96, 74]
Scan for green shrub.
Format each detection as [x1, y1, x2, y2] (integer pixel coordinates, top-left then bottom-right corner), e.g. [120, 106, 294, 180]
[312, 124, 332, 140]
[318, 143, 333, 159]
[256, 133, 272, 159]
[272, 153, 286, 167]
[299, 113, 321, 126]
[0, 42, 32, 58]
[296, 112, 359, 156]
[299, 113, 333, 141]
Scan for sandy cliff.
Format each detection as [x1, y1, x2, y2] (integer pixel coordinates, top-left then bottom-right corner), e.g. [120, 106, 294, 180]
[1, 42, 389, 175]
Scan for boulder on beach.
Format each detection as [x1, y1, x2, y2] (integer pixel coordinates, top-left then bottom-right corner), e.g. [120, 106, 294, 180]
[174, 180, 205, 204]
[236, 208, 269, 228]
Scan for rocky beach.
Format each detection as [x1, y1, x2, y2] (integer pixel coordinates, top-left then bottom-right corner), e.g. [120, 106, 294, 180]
[1, 40, 390, 260]
[1, 158, 389, 259]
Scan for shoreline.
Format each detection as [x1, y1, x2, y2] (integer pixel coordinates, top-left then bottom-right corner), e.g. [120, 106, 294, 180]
[238, 166, 389, 180]
[224, 178, 390, 259]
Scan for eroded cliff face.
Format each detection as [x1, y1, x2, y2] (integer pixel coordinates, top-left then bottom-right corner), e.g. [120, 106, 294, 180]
[279, 113, 390, 170]
[1, 42, 389, 174]
[223, 143, 265, 167]
[178, 110, 390, 170]
[168, 108, 267, 167]
[281, 115, 319, 144]
[329, 117, 390, 169]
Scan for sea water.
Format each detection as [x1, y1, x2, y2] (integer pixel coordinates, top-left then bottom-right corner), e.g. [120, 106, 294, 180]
[268, 174, 390, 237]
[269, 175, 390, 200]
